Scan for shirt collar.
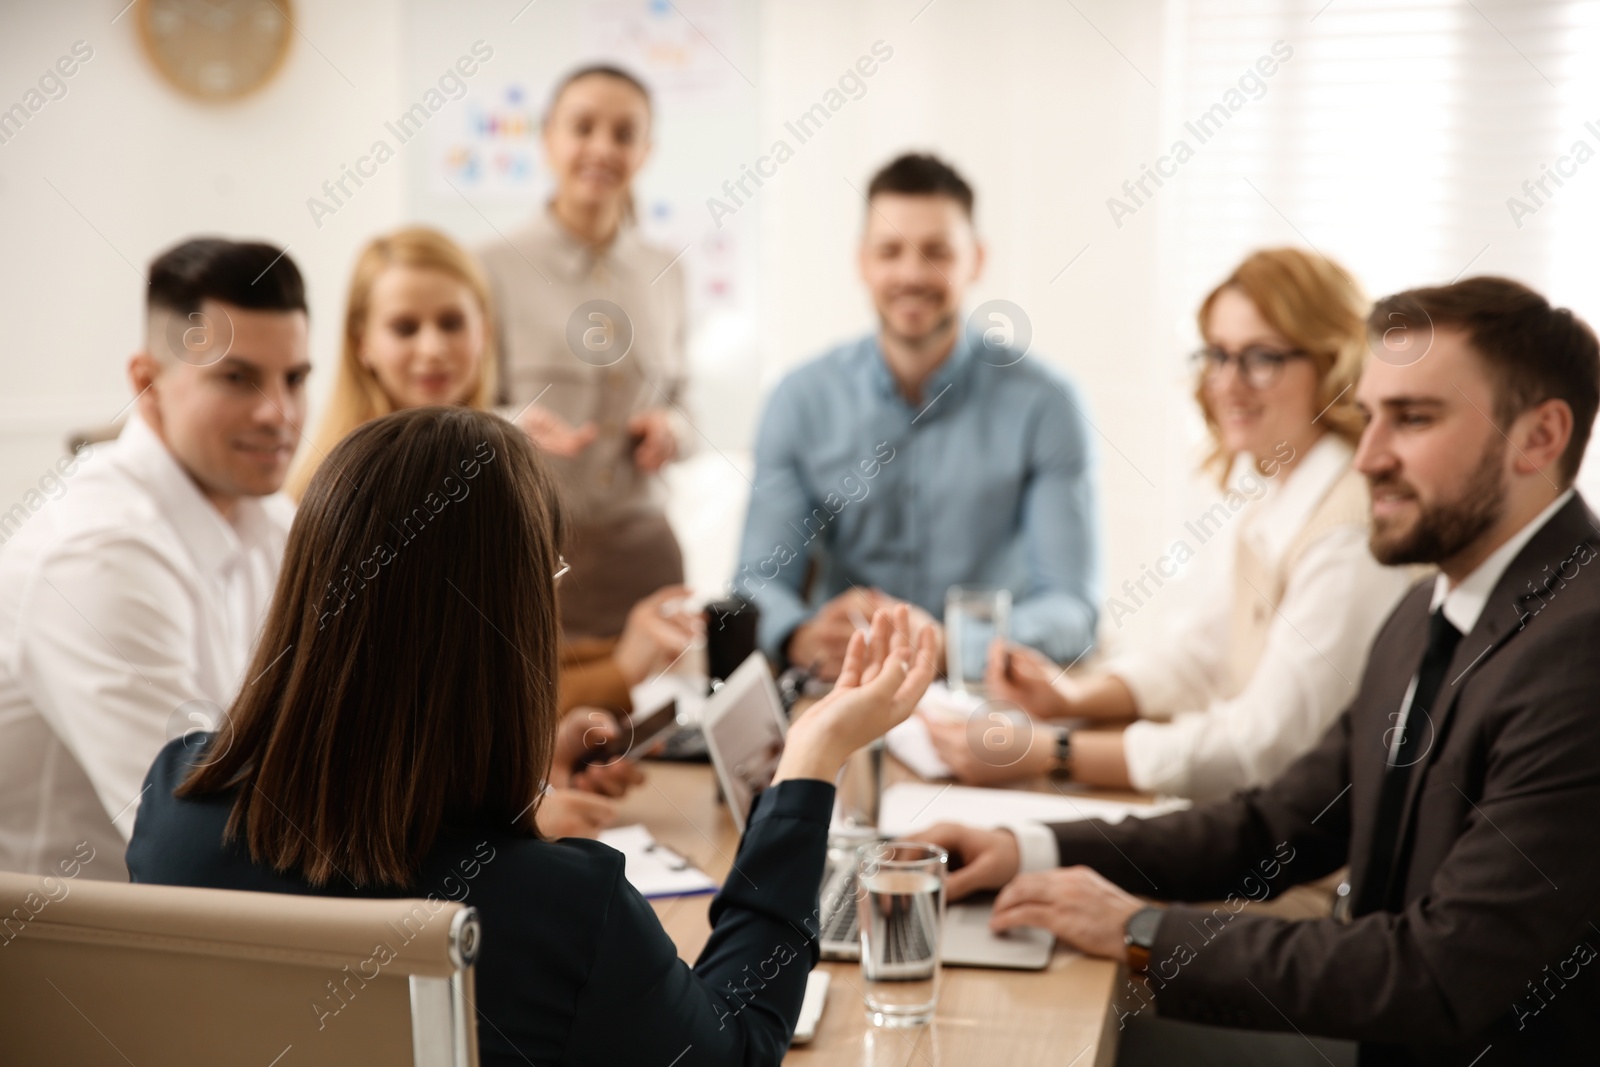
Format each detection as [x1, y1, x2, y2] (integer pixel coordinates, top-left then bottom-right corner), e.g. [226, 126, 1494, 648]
[1240, 434, 1353, 565]
[1430, 487, 1576, 634]
[528, 203, 645, 282]
[864, 329, 976, 412]
[115, 414, 273, 581]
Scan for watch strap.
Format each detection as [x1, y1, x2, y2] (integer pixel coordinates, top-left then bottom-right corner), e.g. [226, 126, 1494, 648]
[1047, 725, 1073, 779]
[1123, 905, 1163, 973]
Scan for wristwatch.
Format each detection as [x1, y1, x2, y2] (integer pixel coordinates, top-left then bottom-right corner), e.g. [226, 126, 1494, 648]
[1123, 905, 1164, 973]
[1046, 725, 1073, 779]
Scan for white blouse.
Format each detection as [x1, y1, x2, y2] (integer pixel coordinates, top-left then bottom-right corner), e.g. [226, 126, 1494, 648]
[1102, 436, 1417, 800]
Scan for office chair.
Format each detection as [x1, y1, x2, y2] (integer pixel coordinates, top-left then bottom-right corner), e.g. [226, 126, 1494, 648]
[0, 869, 480, 1066]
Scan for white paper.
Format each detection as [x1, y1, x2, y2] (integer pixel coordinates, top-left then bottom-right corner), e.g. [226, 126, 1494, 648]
[919, 680, 988, 720]
[879, 782, 1189, 837]
[599, 824, 716, 898]
[629, 671, 710, 727]
[882, 680, 989, 779]
[886, 716, 952, 780]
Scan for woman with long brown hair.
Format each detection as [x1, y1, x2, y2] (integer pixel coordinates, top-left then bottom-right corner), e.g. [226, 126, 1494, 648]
[291, 226, 695, 828]
[927, 248, 1415, 801]
[128, 406, 935, 1065]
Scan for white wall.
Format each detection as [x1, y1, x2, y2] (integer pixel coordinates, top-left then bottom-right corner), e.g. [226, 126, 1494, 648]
[0, 0, 407, 527]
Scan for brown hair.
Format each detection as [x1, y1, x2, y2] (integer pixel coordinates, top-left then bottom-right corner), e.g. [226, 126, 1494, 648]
[287, 227, 497, 501]
[179, 407, 564, 887]
[1369, 276, 1600, 485]
[544, 63, 652, 122]
[866, 152, 975, 218]
[1195, 247, 1369, 483]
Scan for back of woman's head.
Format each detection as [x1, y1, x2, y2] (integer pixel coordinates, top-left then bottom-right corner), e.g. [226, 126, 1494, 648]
[1194, 247, 1368, 477]
[180, 406, 563, 887]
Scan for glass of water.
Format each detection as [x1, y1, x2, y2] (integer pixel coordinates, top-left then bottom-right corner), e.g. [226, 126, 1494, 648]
[836, 738, 884, 830]
[857, 841, 948, 1027]
[944, 586, 1012, 695]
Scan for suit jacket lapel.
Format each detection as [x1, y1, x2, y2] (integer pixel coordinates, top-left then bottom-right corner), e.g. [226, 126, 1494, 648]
[1389, 495, 1600, 864]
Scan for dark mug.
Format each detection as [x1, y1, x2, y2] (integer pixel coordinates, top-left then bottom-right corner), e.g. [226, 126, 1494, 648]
[704, 596, 760, 689]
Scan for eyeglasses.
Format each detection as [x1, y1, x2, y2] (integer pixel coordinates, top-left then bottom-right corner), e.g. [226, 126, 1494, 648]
[554, 555, 571, 581]
[1191, 344, 1309, 390]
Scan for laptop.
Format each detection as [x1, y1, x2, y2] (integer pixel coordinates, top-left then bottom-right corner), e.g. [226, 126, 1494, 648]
[702, 652, 1054, 970]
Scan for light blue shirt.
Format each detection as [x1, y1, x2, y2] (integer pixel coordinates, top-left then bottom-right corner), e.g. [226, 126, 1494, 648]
[734, 330, 1100, 670]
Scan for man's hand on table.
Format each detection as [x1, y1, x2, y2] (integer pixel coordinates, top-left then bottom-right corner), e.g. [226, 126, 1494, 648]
[918, 823, 1023, 899]
[990, 867, 1149, 959]
[775, 605, 938, 784]
[919, 821, 1151, 960]
[786, 588, 944, 683]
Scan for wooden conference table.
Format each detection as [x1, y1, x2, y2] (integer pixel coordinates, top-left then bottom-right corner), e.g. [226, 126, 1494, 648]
[613, 756, 1141, 1067]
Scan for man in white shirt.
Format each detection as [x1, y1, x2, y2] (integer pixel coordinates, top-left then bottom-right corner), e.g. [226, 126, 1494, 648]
[0, 238, 311, 881]
[923, 277, 1600, 1064]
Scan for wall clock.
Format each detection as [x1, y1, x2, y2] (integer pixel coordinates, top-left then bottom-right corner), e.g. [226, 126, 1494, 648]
[137, 0, 294, 102]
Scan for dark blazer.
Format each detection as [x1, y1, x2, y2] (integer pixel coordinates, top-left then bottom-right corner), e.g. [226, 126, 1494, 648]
[1051, 493, 1600, 1066]
[127, 737, 833, 1067]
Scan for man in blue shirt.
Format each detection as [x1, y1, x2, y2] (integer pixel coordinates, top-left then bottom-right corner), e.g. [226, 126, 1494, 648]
[735, 153, 1100, 680]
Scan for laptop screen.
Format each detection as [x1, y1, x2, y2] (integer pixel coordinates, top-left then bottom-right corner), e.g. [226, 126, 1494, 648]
[701, 652, 788, 833]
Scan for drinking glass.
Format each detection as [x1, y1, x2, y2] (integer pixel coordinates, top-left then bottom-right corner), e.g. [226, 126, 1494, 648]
[836, 738, 884, 830]
[944, 586, 1012, 695]
[857, 841, 947, 1027]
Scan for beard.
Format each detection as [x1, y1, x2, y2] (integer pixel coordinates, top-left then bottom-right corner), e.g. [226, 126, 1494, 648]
[1368, 437, 1507, 566]
[877, 291, 957, 350]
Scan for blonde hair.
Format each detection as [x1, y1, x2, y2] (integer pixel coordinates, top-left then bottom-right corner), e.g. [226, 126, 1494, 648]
[288, 227, 497, 501]
[1194, 247, 1368, 485]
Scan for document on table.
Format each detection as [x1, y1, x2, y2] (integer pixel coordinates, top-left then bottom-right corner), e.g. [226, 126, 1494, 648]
[886, 717, 953, 779]
[885, 681, 985, 779]
[599, 824, 717, 898]
[879, 782, 1189, 837]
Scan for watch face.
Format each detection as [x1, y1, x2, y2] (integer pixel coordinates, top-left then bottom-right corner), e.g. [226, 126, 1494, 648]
[1126, 905, 1164, 948]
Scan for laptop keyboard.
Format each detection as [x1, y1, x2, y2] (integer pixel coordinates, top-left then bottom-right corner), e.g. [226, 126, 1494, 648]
[819, 864, 860, 946]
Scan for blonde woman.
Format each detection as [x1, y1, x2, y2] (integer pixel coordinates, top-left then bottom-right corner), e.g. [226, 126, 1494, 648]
[478, 64, 690, 641]
[289, 226, 496, 497]
[928, 248, 1415, 801]
[292, 227, 695, 829]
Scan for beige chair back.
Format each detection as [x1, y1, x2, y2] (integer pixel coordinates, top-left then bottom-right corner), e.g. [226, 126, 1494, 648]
[0, 869, 479, 1066]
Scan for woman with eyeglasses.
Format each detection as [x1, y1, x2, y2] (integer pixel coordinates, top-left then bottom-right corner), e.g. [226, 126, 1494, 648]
[128, 407, 938, 1066]
[288, 226, 698, 835]
[926, 248, 1415, 801]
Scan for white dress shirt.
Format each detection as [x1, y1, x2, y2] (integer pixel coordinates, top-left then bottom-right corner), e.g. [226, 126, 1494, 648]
[1103, 436, 1414, 800]
[0, 416, 291, 880]
[1375, 488, 1576, 766]
[1431, 489, 1574, 634]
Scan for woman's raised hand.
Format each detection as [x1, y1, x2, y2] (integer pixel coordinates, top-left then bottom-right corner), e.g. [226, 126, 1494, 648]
[773, 605, 938, 785]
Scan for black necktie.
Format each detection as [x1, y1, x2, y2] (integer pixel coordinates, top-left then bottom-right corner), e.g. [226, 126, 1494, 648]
[1357, 608, 1463, 916]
